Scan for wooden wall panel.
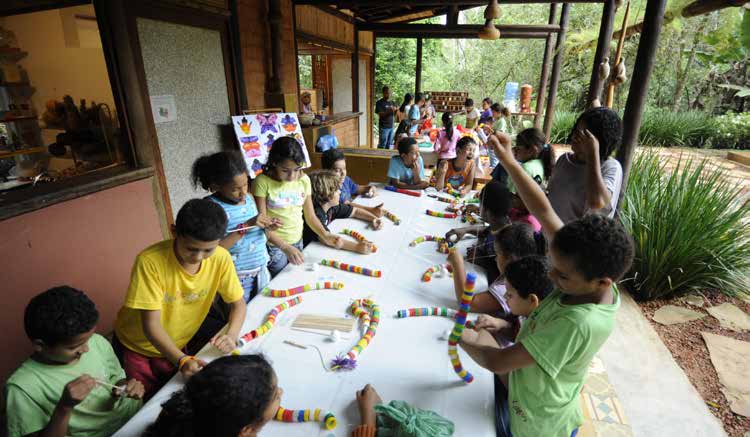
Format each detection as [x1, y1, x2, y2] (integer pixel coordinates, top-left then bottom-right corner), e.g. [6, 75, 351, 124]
[359, 31, 374, 53]
[295, 5, 354, 48]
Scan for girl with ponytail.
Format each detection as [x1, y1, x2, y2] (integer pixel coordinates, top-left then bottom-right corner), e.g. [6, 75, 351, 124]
[433, 112, 462, 160]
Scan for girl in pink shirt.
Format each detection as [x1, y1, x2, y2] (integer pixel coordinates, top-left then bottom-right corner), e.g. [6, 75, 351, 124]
[434, 112, 462, 160]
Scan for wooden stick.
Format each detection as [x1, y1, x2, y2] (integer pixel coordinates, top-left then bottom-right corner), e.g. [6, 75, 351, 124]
[59, 370, 124, 390]
[606, 0, 631, 107]
[283, 340, 308, 349]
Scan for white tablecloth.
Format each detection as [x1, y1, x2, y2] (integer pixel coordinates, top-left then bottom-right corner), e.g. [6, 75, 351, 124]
[114, 187, 495, 437]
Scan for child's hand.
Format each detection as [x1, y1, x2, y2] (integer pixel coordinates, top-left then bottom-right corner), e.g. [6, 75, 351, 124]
[266, 217, 283, 232]
[251, 213, 273, 229]
[60, 375, 97, 408]
[474, 314, 510, 332]
[459, 328, 480, 345]
[355, 241, 375, 254]
[282, 244, 304, 265]
[180, 358, 207, 379]
[365, 185, 376, 198]
[488, 132, 514, 165]
[370, 218, 382, 230]
[447, 249, 463, 267]
[210, 332, 238, 354]
[356, 384, 382, 427]
[438, 159, 449, 173]
[577, 129, 600, 162]
[372, 203, 384, 218]
[113, 378, 145, 400]
[321, 233, 344, 249]
[445, 228, 467, 242]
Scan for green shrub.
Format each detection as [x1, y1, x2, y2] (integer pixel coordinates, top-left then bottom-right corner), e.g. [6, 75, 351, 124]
[620, 151, 750, 301]
[638, 109, 714, 148]
[549, 111, 577, 144]
[711, 112, 750, 149]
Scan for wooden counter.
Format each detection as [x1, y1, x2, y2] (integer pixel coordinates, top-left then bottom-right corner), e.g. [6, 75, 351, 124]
[302, 111, 362, 150]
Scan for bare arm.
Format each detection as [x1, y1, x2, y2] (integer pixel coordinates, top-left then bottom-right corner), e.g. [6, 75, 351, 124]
[303, 196, 342, 248]
[462, 162, 477, 194]
[459, 334, 536, 375]
[489, 134, 563, 237]
[254, 195, 290, 249]
[435, 161, 448, 191]
[219, 230, 242, 250]
[469, 292, 503, 313]
[141, 310, 186, 365]
[580, 129, 611, 211]
[447, 250, 467, 304]
[390, 178, 429, 190]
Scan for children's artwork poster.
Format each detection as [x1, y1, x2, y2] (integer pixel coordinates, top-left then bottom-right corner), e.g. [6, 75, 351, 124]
[231, 113, 310, 178]
[150, 95, 177, 123]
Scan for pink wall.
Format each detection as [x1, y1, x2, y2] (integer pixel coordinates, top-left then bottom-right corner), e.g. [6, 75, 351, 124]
[0, 178, 163, 381]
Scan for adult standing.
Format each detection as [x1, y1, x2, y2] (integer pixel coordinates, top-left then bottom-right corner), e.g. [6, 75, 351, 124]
[375, 86, 397, 149]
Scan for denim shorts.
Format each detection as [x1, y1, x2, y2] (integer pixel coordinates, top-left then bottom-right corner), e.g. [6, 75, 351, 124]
[267, 239, 304, 277]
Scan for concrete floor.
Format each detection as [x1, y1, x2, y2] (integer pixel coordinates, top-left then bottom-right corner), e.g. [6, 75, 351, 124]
[599, 292, 727, 437]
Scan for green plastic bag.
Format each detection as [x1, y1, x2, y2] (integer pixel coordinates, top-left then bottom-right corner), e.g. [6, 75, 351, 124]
[375, 400, 454, 437]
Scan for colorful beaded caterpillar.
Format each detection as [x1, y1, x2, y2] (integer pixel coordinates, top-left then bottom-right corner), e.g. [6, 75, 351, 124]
[236, 297, 302, 348]
[384, 185, 422, 197]
[320, 259, 382, 277]
[395, 306, 475, 329]
[421, 263, 454, 282]
[261, 281, 344, 297]
[383, 209, 401, 225]
[426, 209, 458, 219]
[275, 406, 337, 430]
[462, 213, 480, 225]
[409, 235, 454, 253]
[444, 185, 462, 198]
[340, 229, 377, 252]
[331, 298, 380, 370]
[448, 272, 476, 383]
[427, 193, 455, 204]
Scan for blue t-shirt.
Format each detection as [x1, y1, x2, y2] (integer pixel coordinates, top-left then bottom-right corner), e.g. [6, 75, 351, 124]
[408, 105, 421, 135]
[208, 194, 269, 273]
[340, 176, 359, 203]
[388, 156, 425, 184]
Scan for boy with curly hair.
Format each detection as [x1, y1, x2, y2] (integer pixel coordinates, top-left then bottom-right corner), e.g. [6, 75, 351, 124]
[5, 286, 144, 437]
[303, 170, 382, 254]
[547, 107, 624, 223]
[460, 134, 635, 437]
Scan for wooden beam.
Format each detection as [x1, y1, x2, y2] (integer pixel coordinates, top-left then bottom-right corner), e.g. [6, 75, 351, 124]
[374, 31, 551, 39]
[267, 0, 283, 94]
[534, 3, 557, 128]
[358, 22, 561, 33]
[587, 0, 617, 106]
[543, 3, 570, 139]
[294, 0, 603, 5]
[353, 25, 360, 112]
[371, 34, 377, 147]
[415, 37, 423, 95]
[681, 0, 747, 17]
[615, 0, 668, 213]
[447, 4, 459, 25]
[313, 4, 356, 23]
[297, 31, 354, 53]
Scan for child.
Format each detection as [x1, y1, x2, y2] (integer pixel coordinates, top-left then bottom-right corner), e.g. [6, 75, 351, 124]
[252, 136, 341, 276]
[463, 98, 481, 129]
[435, 136, 477, 195]
[449, 222, 546, 313]
[145, 355, 281, 437]
[547, 107, 624, 223]
[303, 170, 382, 254]
[387, 137, 428, 190]
[192, 151, 280, 302]
[433, 112, 462, 161]
[446, 181, 512, 283]
[6, 287, 144, 437]
[114, 199, 247, 397]
[472, 256, 554, 348]
[320, 148, 377, 204]
[422, 95, 436, 130]
[506, 128, 553, 193]
[461, 135, 635, 437]
[482, 103, 512, 168]
[479, 97, 493, 125]
[394, 93, 414, 139]
[408, 93, 425, 137]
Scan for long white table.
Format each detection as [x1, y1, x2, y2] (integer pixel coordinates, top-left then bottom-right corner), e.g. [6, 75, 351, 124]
[115, 187, 495, 436]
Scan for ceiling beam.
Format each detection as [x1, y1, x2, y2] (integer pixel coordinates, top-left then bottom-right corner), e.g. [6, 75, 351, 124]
[295, 0, 603, 5]
[374, 30, 550, 39]
[360, 23, 561, 33]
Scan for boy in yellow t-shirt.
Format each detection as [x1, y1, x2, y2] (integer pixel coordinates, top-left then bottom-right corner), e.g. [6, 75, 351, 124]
[114, 199, 246, 398]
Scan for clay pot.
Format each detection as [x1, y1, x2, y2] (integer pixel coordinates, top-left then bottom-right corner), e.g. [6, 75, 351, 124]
[478, 20, 500, 40]
[484, 0, 501, 20]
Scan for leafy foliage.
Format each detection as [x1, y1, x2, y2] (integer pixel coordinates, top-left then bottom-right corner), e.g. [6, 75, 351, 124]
[638, 109, 714, 148]
[620, 152, 750, 300]
[712, 112, 750, 149]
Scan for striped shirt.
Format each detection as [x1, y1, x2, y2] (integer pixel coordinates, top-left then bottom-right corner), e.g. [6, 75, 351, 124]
[208, 194, 269, 271]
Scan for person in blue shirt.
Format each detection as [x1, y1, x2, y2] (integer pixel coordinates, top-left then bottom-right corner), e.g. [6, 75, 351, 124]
[192, 151, 280, 302]
[320, 148, 383, 218]
[409, 93, 426, 136]
[388, 137, 428, 190]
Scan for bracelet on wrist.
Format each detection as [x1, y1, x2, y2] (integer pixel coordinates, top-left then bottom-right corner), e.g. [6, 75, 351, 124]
[178, 355, 195, 370]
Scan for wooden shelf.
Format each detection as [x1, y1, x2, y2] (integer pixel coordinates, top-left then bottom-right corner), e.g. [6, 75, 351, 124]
[0, 146, 47, 159]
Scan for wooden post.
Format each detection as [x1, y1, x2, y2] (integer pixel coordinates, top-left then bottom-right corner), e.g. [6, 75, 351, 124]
[542, 3, 570, 140]
[371, 34, 377, 148]
[587, 0, 616, 107]
[353, 26, 360, 112]
[534, 3, 558, 128]
[615, 0, 668, 212]
[447, 4, 459, 25]
[415, 37, 423, 95]
[267, 0, 282, 94]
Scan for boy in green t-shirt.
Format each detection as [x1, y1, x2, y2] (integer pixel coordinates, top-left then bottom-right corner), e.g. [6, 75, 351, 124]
[459, 134, 635, 437]
[5, 287, 144, 437]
